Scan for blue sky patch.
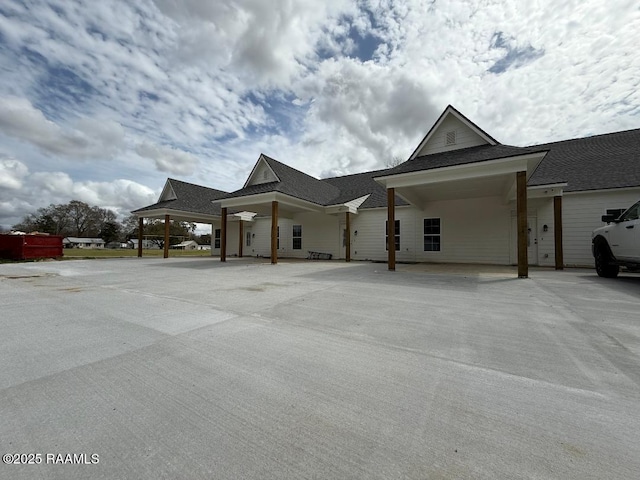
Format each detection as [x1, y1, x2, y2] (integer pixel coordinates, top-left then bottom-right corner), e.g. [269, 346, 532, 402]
[488, 31, 544, 74]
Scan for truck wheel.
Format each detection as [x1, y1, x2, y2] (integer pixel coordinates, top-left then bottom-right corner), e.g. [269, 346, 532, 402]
[594, 244, 619, 278]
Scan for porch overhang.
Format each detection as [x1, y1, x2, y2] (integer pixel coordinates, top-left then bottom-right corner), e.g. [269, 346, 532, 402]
[218, 192, 324, 218]
[374, 152, 548, 208]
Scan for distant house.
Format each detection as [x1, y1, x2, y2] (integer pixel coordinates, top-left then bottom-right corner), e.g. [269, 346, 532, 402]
[127, 239, 160, 250]
[105, 241, 129, 249]
[64, 237, 105, 249]
[170, 240, 199, 250]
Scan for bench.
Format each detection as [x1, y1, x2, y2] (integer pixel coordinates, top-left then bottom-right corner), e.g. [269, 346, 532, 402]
[307, 251, 332, 260]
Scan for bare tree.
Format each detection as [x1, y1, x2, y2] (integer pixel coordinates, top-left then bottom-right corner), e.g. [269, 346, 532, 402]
[385, 155, 405, 168]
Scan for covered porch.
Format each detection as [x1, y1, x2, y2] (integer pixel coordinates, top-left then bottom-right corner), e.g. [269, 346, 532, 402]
[217, 192, 358, 264]
[375, 152, 562, 278]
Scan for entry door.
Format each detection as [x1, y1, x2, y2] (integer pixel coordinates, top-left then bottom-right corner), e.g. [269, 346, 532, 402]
[527, 217, 538, 265]
[339, 222, 346, 259]
[511, 216, 538, 265]
[245, 227, 252, 254]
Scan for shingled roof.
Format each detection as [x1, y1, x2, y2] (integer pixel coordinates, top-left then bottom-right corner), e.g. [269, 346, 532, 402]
[224, 155, 341, 205]
[527, 128, 640, 192]
[381, 144, 548, 177]
[322, 169, 407, 208]
[132, 178, 229, 216]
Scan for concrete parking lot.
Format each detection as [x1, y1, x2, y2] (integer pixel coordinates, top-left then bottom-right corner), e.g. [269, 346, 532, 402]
[1, 257, 639, 479]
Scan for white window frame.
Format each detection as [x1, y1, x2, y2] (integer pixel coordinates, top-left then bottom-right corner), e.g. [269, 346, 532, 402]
[423, 218, 441, 252]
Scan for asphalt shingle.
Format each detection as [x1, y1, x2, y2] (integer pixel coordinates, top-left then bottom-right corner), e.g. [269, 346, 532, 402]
[528, 128, 640, 192]
[132, 179, 229, 216]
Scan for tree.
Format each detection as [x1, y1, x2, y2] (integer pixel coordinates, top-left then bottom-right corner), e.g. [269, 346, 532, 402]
[385, 156, 404, 168]
[197, 233, 211, 245]
[138, 219, 193, 249]
[12, 200, 121, 238]
[99, 221, 121, 244]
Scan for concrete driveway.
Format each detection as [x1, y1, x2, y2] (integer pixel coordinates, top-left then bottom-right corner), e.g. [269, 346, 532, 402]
[1, 257, 639, 479]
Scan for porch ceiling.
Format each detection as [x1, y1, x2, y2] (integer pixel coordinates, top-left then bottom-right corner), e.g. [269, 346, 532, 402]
[377, 151, 548, 208]
[397, 173, 513, 206]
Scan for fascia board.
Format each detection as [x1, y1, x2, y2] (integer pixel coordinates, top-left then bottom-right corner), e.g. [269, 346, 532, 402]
[134, 208, 220, 223]
[377, 152, 547, 189]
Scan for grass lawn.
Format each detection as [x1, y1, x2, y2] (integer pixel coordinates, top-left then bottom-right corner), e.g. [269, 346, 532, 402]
[62, 248, 212, 259]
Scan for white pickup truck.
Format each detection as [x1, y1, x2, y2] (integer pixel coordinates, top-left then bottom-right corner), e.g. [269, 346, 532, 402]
[592, 200, 640, 277]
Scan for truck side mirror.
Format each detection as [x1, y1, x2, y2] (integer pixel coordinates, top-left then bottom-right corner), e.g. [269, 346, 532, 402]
[601, 214, 618, 223]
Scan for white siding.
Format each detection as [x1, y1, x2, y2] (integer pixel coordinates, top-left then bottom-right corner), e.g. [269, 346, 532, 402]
[351, 196, 511, 264]
[350, 207, 416, 263]
[234, 214, 340, 259]
[416, 115, 489, 156]
[415, 196, 511, 264]
[292, 212, 341, 258]
[217, 189, 640, 267]
[247, 160, 278, 186]
[210, 221, 241, 257]
[562, 189, 640, 267]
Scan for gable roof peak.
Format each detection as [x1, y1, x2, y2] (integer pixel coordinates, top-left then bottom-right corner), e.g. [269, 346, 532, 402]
[409, 105, 500, 160]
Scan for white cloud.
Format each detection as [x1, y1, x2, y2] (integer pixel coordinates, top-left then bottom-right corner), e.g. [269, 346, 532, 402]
[0, 96, 125, 159]
[0, 167, 157, 229]
[135, 142, 199, 175]
[0, 157, 29, 189]
[0, 0, 639, 229]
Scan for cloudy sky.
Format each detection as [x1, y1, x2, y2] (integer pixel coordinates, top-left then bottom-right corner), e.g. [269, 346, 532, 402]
[1, 0, 639, 230]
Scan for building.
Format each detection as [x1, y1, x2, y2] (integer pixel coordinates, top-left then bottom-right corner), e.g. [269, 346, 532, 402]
[63, 237, 106, 249]
[132, 105, 640, 276]
[170, 240, 199, 250]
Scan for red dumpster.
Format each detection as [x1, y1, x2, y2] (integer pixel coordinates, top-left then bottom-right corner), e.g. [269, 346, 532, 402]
[0, 234, 64, 260]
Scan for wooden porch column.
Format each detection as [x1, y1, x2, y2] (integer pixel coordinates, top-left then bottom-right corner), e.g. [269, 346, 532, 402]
[345, 211, 351, 262]
[238, 220, 244, 258]
[137, 217, 143, 257]
[271, 201, 278, 264]
[516, 172, 528, 278]
[163, 214, 170, 259]
[220, 207, 227, 262]
[387, 188, 396, 271]
[554, 195, 564, 270]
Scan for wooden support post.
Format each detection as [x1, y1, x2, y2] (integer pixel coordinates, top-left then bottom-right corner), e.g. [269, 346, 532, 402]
[554, 196, 564, 270]
[271, 201, 278, 264]
[387, 188, 396, 271]
[137, 217, 143, 257]
[516, 172, 528, 278]
[238, 220, 243, 258]
[345, 211, 351, 262]
[220, 208, 227, 262]
[163, 214, 170, 259]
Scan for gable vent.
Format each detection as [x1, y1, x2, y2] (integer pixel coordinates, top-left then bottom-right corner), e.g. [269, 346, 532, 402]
[445, 130, 456, 145]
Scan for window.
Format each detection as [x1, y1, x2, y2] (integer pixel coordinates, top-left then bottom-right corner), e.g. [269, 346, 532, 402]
[292, 225, 302, 250]
[606, 208, 626, 220]
[246, 231, 251, 247]
[277, 226, 280, 249]
[619, 201, 640, 222]
[385, 220, 400, 251]
[214, 229, 221, 249]
[424, 218, 441, 251]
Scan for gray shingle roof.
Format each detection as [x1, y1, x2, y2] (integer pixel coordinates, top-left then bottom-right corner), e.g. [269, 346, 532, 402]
[322, 169, 407, 208]
[528, 128, 640, 192]
[132, 178, 229, 216]
[382, 144, 548, 177]
[225, 155, 341, 205]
